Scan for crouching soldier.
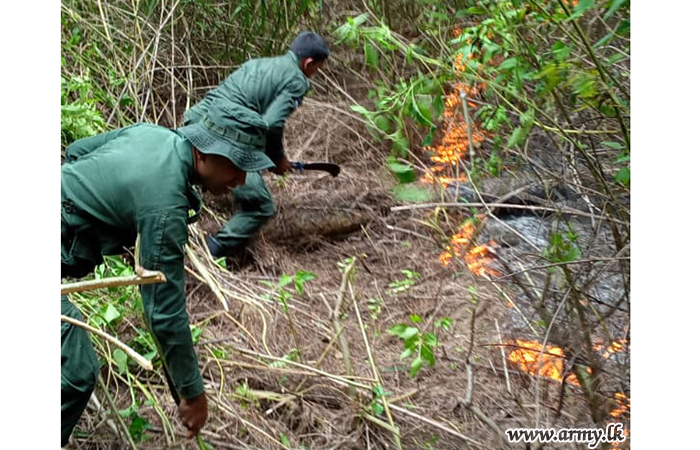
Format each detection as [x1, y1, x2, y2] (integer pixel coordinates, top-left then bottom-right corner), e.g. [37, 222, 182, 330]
[61, 104, 275, 445]
[183, 31, 330, 262]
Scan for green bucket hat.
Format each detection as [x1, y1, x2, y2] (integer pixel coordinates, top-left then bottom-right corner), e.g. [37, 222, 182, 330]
[178, 103, 275, 172]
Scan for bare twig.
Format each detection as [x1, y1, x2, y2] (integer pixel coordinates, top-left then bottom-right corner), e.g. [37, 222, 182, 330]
[61, 271, 166, 295]
[350, 279, 403, 450]
[184, 245, 229, 311]
[60, 315, 153, 371]
[333, 258, 357, 398]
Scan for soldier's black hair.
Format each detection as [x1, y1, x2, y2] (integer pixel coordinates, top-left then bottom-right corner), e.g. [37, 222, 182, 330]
[290, 32, 330, 62]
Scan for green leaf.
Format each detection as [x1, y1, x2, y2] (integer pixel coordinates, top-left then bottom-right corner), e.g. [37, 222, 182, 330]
[615, 167, 630, 186]
[567, 0, 595, 21]
[349, 104, 371, 118]
[349, 13, 368, 26]
[294, 270, 316, 294]
[615, 154, 630, 163]
[103, 304, 122, 324]
[593, 32, 615, 49]
[551, 41, 571, 62]
[388, 323, 408, 336]
[601, 141, 624, 150]
[498, 57, 518, 70]
[278, 274, 293, 288]
[606, 52, 627, 65]
[615, 19, 630, 36]
[420, 344, 436, 366]
[421, 127, 436, 147]
[190, 325, 203, 345]
[432, 94, 445, 121]
[280, 433, 291, 448]
[386, 159, 416, 184]
[424, 332, 438, 347]
[364, 40, 379, 70]
[113, 349, 128, 375]
[571, 72, 598, 99]
[372, 114, 393, 134]
[435, 317, 454, 331]
[400, 348, 414, 360]
[128, 411, 150, 442]
[399, 326, 420, 341]
[409, 314, 423, 323]
[507, 126, 528, 148]
[603, 0, 628, 20]
[458, 6, 487, 16]
[392, 184, 432, 203]
[411, 95, 434, 127]
[391, 131, 409, 157]
[409, 356, 423, 377]
[519, 108, 535, 128]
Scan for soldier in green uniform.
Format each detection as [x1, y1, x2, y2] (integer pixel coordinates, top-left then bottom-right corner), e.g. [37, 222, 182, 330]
[183, 31, 330, 260]
[61, 105, 275, 446]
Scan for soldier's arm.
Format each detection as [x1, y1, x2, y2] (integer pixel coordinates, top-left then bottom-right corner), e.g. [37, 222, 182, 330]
[138, 210, 204, 400]
[261, 77, 309, 161]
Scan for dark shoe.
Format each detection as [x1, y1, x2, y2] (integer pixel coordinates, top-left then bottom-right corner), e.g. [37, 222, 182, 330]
[206, 235, 226, 258]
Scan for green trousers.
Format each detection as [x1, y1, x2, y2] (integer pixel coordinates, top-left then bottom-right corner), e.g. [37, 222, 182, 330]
[61, 295, 100, 446]
[213, 171, 275, 254]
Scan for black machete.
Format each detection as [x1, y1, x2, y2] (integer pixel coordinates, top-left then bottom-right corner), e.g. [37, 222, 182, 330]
[290, 161, 340, 177]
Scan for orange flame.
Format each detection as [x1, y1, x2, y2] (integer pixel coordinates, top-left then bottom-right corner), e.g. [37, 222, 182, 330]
[425, 30, 500, 278]
[507, 338, 629, 390]
[420, 47, 487, 188]
[609, 392, 630, 418]
[439, 220, 500, 277]
[593, 339, 629, 359]
[506, 339, 581, 385]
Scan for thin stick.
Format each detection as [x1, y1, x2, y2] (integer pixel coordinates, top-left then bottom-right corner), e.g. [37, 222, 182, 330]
[61, 315, 153, 371]
[361, 412, 401, 436]
[61, 272, 166, 295]
[387, 404, 484, 447]
[88, 393, 120, 437]
[229, 345, 372, 391]
[350, 280, 402, 450]
[459, 91, 476, 172]
[97, 376, 139, 450]
[486, 275, 540, 337]
[185, 245, 229, 311]
[495, 319, 512, 394]
[468, 404, 508, 447]
[334, 258, 357, 398]
[495, 256, 631, 281]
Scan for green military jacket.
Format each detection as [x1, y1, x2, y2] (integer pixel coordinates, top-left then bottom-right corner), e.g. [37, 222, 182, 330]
[186, 51, 310, 163]
[62, 124, 204, 399]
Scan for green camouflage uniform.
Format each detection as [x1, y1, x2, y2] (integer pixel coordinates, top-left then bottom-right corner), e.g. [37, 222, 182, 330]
[184, 51, 309, 256]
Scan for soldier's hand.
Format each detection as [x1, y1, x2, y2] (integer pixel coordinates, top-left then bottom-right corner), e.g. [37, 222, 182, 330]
[179, 392, 208, 438]
[271, 156, 291, 175]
